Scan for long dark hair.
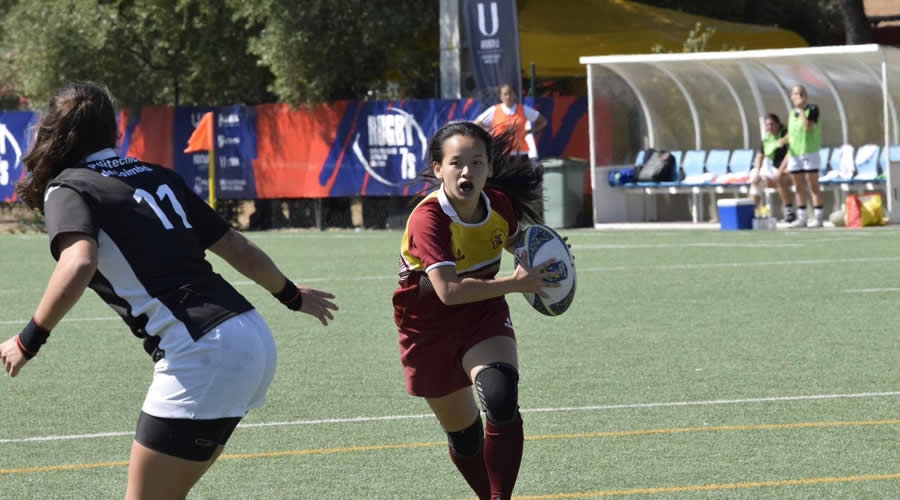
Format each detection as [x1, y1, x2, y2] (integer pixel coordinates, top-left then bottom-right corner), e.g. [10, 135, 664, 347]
[765, 113, 782, 127]
[414, 120, 543, 224]
[17, 82, 118, 211]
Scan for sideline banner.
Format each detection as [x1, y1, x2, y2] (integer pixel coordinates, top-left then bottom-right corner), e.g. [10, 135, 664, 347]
[116, 96, 600, 199]
[462, 0, 522, 103]
[0, 111, 36, 202]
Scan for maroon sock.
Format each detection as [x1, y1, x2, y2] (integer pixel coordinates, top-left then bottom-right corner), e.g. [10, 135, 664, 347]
[448, 445, 492, 500]
[483, 414, 524, 500]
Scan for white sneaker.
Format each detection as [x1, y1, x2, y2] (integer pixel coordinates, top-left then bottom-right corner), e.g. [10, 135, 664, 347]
[789, 217, 809, 228]
[808, 218, 824, 228]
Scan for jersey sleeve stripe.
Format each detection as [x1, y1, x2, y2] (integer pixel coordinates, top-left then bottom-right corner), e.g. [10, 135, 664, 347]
[424, 261, 456, 273]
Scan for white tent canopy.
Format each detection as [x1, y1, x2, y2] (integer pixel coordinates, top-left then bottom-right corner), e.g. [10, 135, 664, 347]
[580, 44, 900, 222]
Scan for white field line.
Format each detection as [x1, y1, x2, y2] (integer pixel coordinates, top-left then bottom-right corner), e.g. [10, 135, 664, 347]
[247, 255, 900, 286]
[842, 288, 900, 294]
[0, 316, 116, 325]
[2, 232, 386, 241]
[573, 243, 803, 249]
[4, 255, 899, 323]
[576, 255, 900, 272]
[0, 391, 897, 444]
[573, 236, 897, 249]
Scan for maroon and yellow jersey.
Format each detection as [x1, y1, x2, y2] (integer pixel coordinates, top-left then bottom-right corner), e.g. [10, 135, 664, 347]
[393, 187, 519, 324]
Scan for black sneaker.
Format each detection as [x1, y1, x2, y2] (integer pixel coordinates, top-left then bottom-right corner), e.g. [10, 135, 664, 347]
[784, 212, 797, 223]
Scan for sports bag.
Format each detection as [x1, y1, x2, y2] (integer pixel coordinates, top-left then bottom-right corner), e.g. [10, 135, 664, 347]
[636, 150, 676, 182]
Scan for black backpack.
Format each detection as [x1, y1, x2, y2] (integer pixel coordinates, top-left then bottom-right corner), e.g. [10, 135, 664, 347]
[636, 149, 677, 182]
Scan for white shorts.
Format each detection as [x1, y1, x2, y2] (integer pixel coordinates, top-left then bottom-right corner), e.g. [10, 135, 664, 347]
[142, 310, 277, 419]
[787, 153, 821, 174]
[749, 162, 778, 196]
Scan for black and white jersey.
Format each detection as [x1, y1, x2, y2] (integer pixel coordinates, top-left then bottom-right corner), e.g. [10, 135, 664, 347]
[44, 149, 253, 354]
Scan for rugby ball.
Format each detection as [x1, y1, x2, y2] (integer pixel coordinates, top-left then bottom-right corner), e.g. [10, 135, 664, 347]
[514, 225, 576, 316]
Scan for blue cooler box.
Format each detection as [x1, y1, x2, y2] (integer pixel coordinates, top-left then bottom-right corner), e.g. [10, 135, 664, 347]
[717, 198, 755, 230]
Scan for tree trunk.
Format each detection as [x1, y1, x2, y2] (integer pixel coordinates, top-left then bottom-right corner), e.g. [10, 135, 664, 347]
[836, 0, 873, 44]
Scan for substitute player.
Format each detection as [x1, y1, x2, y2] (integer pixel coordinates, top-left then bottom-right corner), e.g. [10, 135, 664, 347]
[0, 82, 339, 499]
[749, 113, 794, 221]
[785, 85, 825, 228]
[393, 121, 556, 500]
[475, 83, 547, 170]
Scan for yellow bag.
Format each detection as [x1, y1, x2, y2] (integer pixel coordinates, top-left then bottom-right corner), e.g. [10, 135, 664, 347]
[861, 193, 886, 226]
[846, 192, 886, 227]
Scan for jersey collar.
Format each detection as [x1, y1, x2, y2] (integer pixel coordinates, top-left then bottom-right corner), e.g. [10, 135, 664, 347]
[82, 148, 118, 163]
[501, 103, 518, 115]
[437, 185, 492, 227]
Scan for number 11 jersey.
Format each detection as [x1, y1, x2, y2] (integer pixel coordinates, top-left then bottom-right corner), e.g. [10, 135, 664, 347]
[43, 149, 252, 352]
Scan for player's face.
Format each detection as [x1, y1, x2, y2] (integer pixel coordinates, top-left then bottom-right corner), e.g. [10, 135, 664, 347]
[434, 135, 491, 207]
[791, 86, 807, 108]
[500, 86, 516, 107]
[764, 118, 779, 134]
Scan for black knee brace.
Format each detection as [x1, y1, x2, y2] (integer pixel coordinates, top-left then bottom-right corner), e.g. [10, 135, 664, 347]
[474, 362, 519, 425]
[447, 415, 484, 457]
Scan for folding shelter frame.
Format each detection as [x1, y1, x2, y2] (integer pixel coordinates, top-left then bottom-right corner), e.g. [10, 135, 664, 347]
[580, 44, 900, 224]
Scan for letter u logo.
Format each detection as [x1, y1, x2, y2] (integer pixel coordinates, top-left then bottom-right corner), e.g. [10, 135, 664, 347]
[477, 2, 499, 37]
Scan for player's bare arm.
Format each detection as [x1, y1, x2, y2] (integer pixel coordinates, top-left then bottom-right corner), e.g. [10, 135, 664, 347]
[427, 259, 558, 306]
[209, 228, 289, 293]
[208, 228, 338, 325]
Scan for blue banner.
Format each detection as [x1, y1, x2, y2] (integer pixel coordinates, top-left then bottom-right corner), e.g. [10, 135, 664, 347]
[213, 106, 258, 200]
[171, 106, 258, 200]
[119, 96, 592, 199]
[462, 0, 522, 103]
[319, 100, 483, 197]
[174, 106, 216, 199]
[0, 111, 36, 202]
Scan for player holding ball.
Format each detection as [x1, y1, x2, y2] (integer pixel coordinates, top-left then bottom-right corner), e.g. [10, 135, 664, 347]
[393, 120, 568, 500]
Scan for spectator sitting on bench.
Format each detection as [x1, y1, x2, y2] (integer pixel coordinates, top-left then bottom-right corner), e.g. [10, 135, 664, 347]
[749, 113, 795, 222]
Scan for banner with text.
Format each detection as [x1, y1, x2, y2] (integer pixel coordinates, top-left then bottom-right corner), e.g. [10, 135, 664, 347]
[105, 96, 597, 200]
[0, 112, 36, 202]
[462, 0, 522, 103]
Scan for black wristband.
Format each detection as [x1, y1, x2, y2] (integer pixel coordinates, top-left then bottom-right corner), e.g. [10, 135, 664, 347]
[273, 278, 303, 311]
[17, 318, 51, 359]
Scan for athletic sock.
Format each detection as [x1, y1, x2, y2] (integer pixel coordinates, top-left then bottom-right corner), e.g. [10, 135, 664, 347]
[449, 445, 492, 500]
[483, 414, 524, 500]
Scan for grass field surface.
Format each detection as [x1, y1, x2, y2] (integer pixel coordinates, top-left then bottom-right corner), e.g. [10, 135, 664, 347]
[0, 228, 897, 499]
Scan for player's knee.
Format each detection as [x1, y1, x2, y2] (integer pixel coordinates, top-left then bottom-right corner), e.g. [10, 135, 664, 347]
[474, 362, 519, 425]
[447, 415, 484, 457]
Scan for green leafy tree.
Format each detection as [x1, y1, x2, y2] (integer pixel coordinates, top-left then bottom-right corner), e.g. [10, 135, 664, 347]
[1, 0, 274, 107]
[3, 0, 439, 107]
[0, 0, 22, 109]
[230, 0, 438, 104]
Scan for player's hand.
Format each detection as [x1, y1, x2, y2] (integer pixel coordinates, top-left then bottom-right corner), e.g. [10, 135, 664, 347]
[512, 257, 561, 297]
[299, 287, 339, 326]
[0, 336, 30, 377]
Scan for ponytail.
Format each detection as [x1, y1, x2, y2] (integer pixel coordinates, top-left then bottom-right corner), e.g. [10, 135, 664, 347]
[17, 82, 118, 211]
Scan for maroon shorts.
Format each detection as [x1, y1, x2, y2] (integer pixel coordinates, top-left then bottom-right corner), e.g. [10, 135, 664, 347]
[397, 300, 516, 398]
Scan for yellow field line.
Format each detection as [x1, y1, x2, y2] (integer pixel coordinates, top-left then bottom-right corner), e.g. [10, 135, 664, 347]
[1, 418, 897, 475]
[511, 473, 900, 499]
[0, 460, 130, 474]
